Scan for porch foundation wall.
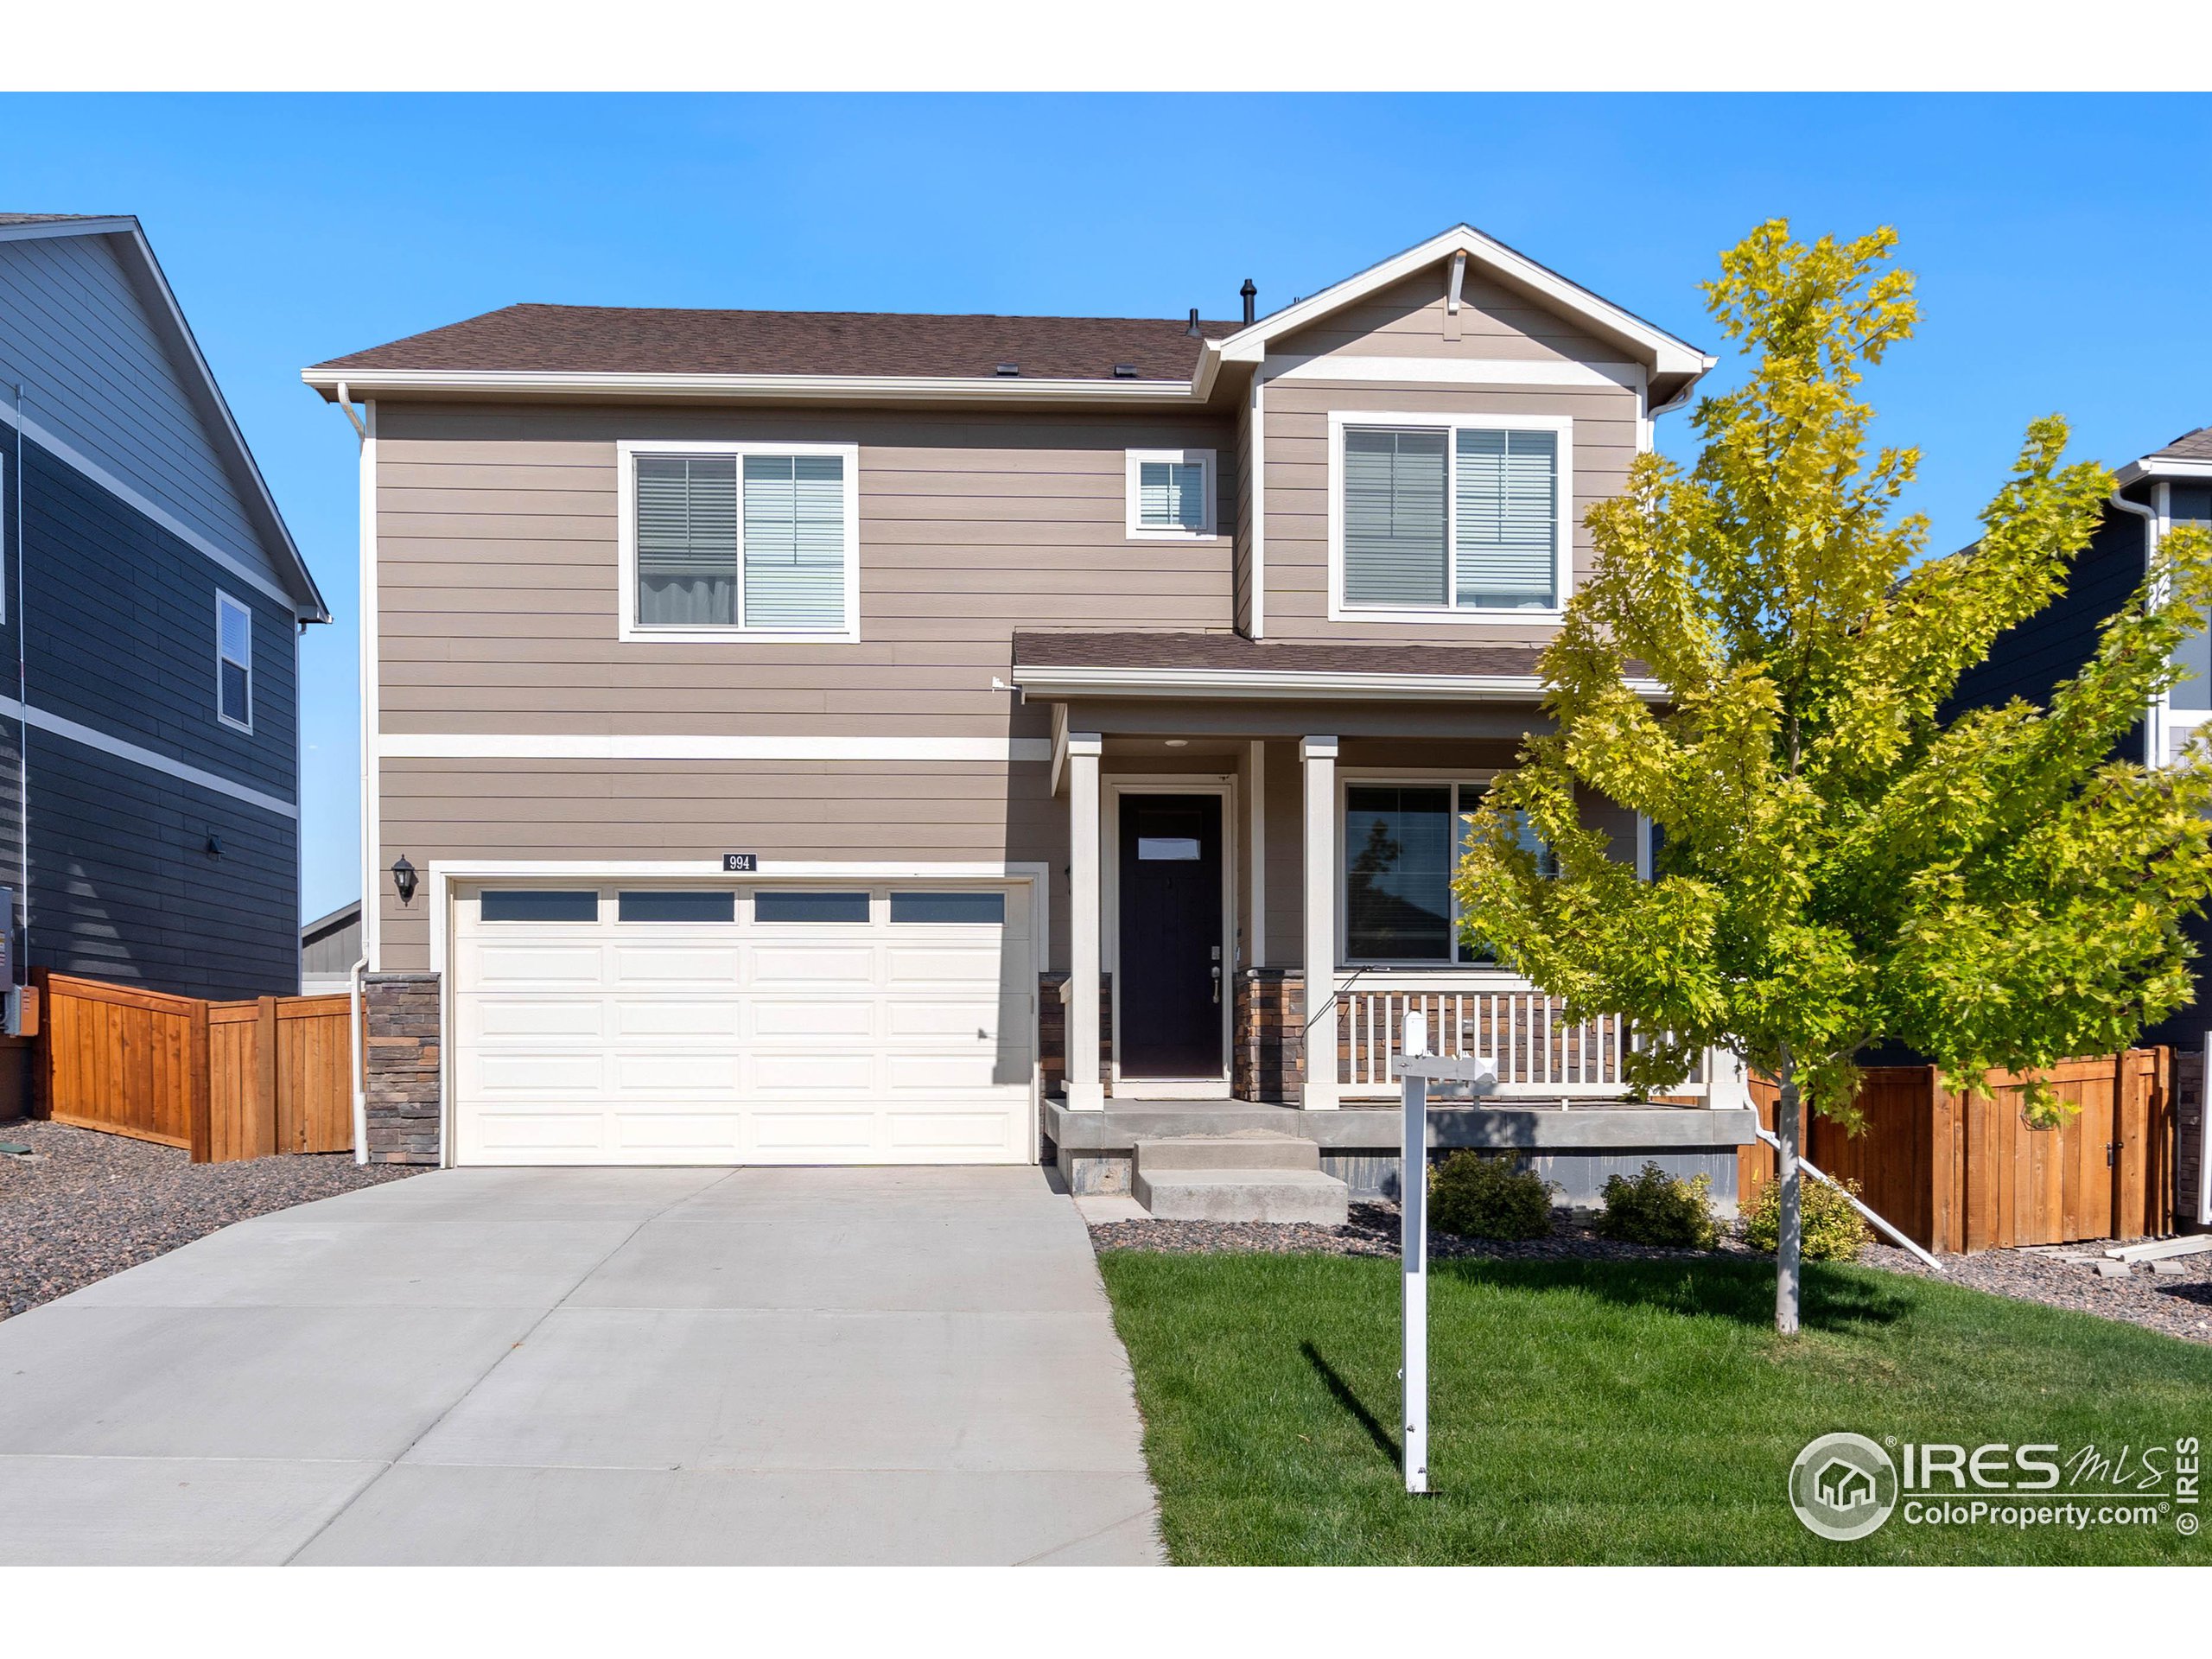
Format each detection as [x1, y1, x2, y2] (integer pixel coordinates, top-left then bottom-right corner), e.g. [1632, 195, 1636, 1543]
[365, 970, 442, 1166]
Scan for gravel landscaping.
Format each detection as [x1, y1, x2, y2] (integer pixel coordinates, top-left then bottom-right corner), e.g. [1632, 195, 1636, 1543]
[1090, 1204, 2212, 1346]
[0, 1118, 423, 1320]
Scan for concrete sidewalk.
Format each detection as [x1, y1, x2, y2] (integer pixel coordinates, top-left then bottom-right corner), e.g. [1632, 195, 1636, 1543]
[0, 1166, 1162, 1565]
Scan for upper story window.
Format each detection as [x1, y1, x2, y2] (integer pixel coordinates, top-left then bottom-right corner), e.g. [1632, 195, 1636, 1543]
[215, 591, 252, 732]
[619, 441, 861, 643]
[1125, 448, 1216, 538]
[1329, 413, 1571, 622]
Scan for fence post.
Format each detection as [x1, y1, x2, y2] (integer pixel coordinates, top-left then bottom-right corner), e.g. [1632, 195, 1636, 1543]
[257, 995, 280, 1158]
[188, 999, 212, 1163]
[29, 966, 51, 1122]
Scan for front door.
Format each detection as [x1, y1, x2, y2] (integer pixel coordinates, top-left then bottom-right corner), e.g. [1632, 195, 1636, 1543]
[1116, 794, 1224, 1078]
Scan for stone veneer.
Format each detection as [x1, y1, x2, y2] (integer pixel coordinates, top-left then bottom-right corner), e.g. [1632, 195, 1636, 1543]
[364, 971, 442, 1165]
[1233, 968, 1303, 1103]
[1037, 971, 1111, 1097]
[2178, 1048, 2205, 1234]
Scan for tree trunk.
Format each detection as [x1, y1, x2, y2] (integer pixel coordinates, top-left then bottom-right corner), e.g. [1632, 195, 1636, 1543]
[1775, 1047, 1803, 1335]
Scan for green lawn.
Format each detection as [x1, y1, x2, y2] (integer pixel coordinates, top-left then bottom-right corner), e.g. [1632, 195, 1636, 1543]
[1097, 1250, 2212, 1564]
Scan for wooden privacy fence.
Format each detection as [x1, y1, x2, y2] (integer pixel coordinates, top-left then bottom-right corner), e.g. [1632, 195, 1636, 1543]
[35, 971, 355, 1163]
[1739, 1050, 2173, 1254]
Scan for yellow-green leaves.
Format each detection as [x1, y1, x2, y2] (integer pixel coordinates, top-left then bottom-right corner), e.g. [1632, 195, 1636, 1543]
[1455, 219, 2212, 1125]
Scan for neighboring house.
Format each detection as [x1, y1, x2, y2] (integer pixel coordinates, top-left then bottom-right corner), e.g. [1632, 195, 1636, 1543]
[306, 224, 1756, 1188]
[301, 899, 362, 995]
[0, 214, 326, 1011]
[1953, 425, 2212, 1230]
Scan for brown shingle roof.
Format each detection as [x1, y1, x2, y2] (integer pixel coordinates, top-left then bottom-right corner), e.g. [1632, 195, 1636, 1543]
[1010, 631, 1553, 679]
[2150, 425, 2212, 464]
[313, 303, 1243, 381]
[0, 213, 116, 226]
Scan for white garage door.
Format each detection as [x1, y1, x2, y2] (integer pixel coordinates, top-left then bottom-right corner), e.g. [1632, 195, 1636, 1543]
[451, 881, 1036, 1166]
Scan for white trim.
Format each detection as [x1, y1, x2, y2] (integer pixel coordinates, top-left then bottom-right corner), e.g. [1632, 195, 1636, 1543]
[1211, 225, 1713, 382]
[1122, 447, 1218, 540]
[214, 590, 253, 734]
[1065, 735, 1104, 1111]
[1103, 774, 1237, 1090]
[1262, 354, 1643, 391]
[427, 857, 1051, 1170]
[0, 216, 143, 245]
[378, 732, 1052, 763]
[308, 366, 1202, 408]
[360, 401, 381, 972]
[1008, 663, 1630, 702]
[1249, 376, 1267, 639]
[1300, 736, 1338, 1109]
[1247, 739, 1267, 966]
[0, 397, 300, 613]
[1446, 251, 1467, 316]
[615, 438, 861, 645]
[1326, 409, 1575, 626]
[0, 693, 296, 818]
[2116, 456, 2212, 486]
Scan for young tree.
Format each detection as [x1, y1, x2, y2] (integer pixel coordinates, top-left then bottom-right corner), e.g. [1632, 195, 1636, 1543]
[1452, 222, 2212, 1333]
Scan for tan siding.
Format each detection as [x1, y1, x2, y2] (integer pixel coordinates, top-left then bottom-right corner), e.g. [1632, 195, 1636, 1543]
[1258, 381, 1640, 645]
[1274, 268, 1626, 366]
[373, 401, 1237, 740]
[376, 757, 1066, 970]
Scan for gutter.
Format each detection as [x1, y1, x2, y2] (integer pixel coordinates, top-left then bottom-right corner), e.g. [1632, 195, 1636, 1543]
[334, 378, 373, 1165]
[1007, 664, 1666, 703]
[303, 366, 1210, 409]
[2110, 490, 2161, 761]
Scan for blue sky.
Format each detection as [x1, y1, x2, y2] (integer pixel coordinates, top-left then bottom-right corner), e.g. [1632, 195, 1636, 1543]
[8, 92, 2209, 918]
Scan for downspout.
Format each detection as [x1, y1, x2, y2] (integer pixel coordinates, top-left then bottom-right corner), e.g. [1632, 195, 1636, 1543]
[2110, 490, 2160, 762]
[336, 382, 372, 1165]
[10, 382, 26, 1026]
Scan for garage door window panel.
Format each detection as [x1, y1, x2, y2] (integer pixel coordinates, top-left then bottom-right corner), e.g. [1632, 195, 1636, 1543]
[618, 890, 736, 923]
[480, 890, 601, 923]
[754, 891, 871, 924]
[890, 891, 1007, 925]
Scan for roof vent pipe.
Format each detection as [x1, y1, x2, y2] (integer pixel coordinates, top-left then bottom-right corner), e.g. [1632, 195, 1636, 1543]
[1185, 308, 1201, 338]
[1240, 279, 1256, 327]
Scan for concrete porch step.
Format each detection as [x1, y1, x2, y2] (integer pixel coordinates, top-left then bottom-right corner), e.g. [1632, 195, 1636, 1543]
[1133, 1166, 1351, 1225]
[1133, 1133, 1319, 1173]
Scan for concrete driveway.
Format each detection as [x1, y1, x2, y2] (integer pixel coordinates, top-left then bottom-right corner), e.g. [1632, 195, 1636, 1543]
[0, 1166, 1162, 1565]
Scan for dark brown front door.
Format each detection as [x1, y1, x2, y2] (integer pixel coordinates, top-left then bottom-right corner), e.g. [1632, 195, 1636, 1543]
[1116, 794, 1224, 1078]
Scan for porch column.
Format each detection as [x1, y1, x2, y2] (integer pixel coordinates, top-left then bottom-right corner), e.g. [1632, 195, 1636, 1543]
[1300, 735, 1338, 1110]
[1065, 732, 1105, 1110]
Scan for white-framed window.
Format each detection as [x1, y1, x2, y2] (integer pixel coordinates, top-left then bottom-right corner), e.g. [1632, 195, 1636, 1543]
[215, 591, 252, 732]
[1124, 448, 1217, 538]
[617, 439, 861, 643]
[1338, 774, 1551, 965]
[1327, 411, 1572, 622]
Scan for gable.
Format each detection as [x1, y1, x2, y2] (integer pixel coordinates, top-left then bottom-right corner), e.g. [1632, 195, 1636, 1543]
[0, 228, 296, 601]
[1269, 262, 1632, 375]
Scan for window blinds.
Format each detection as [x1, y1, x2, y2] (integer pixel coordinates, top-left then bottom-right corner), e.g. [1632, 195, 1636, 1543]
[1137, 459, 1206, 530]
[634, 452, 847, 632]
[1454, 428, 1558, 609]
[1342, 428, 1447, 607]
[743, 454, 847, 631]
[635, 454, 739, 626]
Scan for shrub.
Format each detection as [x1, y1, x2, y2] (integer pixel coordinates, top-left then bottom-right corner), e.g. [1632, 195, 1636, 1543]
[1428, 1151, 1555, 1239]
[1744, 1173, 1872, 1261]
[1594, 1162, 1720, 1249]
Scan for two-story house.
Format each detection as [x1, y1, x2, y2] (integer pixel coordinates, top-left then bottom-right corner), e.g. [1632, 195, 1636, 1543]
[0, 214, 324, 1095]
[307, 225, 1757, 1200]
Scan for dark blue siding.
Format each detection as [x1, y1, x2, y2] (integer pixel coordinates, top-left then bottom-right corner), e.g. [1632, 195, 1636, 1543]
[1946, 504, 2148, 765]
[8, 431, 299, 999]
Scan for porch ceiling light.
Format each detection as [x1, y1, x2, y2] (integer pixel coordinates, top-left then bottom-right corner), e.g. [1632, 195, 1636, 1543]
[1163, 739, 1188, 747]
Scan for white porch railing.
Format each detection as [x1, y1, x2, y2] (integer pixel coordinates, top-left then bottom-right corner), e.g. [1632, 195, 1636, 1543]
[1331, 974, 1707, 1101]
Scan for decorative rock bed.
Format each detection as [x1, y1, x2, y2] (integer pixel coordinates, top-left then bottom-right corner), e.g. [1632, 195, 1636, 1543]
[0, 1119, 423, 1319]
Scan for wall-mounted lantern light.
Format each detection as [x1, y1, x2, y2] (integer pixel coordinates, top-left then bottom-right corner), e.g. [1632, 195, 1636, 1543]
[391, 854, 418, 907]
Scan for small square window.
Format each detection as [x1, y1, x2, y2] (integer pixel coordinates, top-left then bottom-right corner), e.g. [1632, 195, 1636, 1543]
[480, 890, 600, 923]
[1125, 448, 1216, 537]
[216, 592, 252, 731]
[754, 890, 870, 924]
[618, 890, 734, 923]
[889, 890, 1006, 925]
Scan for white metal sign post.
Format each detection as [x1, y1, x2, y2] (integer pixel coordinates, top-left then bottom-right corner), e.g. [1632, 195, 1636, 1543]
[1396, 1012, 1494, 1497]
